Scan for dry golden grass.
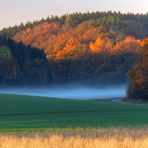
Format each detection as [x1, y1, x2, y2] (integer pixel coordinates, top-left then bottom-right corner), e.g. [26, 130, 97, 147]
[0, 128, 148, 148]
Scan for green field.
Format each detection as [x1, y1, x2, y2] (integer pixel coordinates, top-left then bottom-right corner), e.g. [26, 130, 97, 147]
[0, 94, 148, 131]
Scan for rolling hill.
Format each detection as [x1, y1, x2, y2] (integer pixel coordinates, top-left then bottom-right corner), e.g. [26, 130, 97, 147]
[0, 11, 148, 86]
[0, 94, 148, 130]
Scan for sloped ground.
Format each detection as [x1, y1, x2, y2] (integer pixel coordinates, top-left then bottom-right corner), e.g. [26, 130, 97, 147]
[0, 94, 148, 130]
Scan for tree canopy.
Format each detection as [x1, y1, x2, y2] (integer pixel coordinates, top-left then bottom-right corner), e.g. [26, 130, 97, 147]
[128, 38, 148, 100]
[0, 11, 147, 86]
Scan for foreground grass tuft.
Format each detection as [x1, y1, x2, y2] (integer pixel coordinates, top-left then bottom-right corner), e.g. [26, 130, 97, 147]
[0, 128, 148, 148]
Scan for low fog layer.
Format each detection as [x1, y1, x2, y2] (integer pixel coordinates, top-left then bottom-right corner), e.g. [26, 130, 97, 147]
[0, 85, 127, 100]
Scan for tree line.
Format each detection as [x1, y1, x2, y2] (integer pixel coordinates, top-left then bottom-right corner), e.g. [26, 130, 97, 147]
[0, 11, 147, 100]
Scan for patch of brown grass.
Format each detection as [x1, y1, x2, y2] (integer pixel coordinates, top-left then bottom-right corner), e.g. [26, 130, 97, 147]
[0, 128, 148, 148]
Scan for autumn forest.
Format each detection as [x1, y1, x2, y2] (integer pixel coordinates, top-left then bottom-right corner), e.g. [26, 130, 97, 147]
[0, 11, 147, 99]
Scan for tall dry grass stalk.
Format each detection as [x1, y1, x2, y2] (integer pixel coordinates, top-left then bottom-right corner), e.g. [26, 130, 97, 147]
[0, 128, 148, 148]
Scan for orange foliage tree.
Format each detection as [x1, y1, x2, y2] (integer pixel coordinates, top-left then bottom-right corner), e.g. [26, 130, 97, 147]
[128, 37, 148, 100]
[113, 36, 140, 53]
[89, 36, 113, 53]
[55, 37, 80, 59]
[80, 28, 98, 43]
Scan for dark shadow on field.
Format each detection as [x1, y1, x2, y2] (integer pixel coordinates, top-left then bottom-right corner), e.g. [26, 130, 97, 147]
[1, 109, 148, 117]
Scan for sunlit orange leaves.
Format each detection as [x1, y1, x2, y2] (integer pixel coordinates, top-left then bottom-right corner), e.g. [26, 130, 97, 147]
[55, 37, 81, 59]
[89, 36, 113, 53]
[80, 28, 98, 43]
[13, 20, 147, 60]
[113, 36, 140, 53]
[14, 22, 59, 48]
[140, 37, 148, 50]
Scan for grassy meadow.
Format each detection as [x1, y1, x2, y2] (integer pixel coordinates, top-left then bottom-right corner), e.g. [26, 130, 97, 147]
[0, 94, 148, 131]
[0, 94, 148, 147]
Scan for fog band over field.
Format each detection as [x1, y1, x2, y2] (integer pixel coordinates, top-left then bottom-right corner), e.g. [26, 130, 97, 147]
[0, 85, 127, 100]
